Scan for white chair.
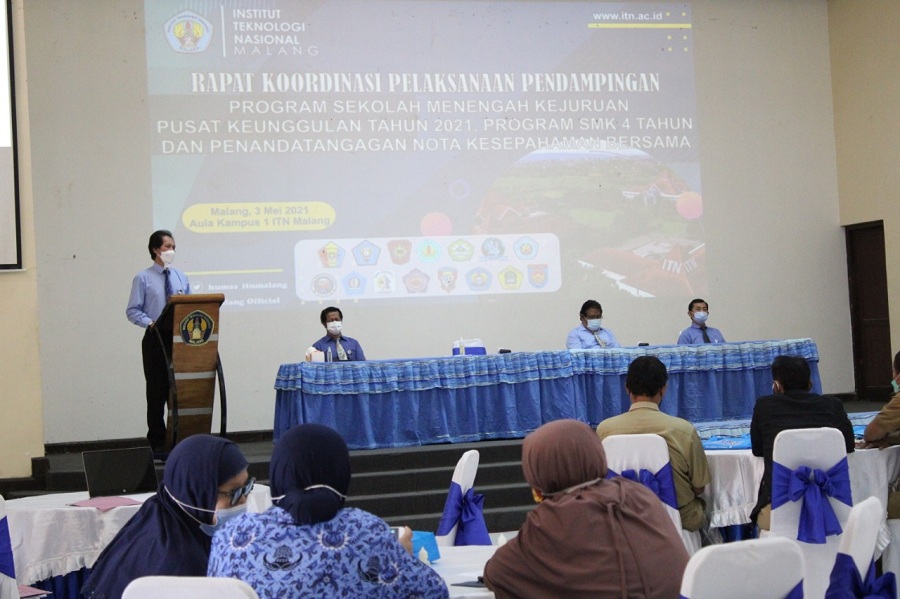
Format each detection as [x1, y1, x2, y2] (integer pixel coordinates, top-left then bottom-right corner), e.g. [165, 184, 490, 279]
[601, 434, 702, 555]
[679, 537, 805, 599]
[122, 576, 260, 599]
[769, 428, 853, 598]
[0, 495, 16, 599]
[825, 497, 895, 597]
[435, 450, 490, 546]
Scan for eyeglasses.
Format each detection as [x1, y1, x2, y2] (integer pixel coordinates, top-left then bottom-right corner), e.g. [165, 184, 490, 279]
[218, 477, 256, 506]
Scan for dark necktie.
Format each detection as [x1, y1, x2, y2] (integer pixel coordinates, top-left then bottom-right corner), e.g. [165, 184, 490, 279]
[164, 268, 173, 300]
[701, 325, 711, 344]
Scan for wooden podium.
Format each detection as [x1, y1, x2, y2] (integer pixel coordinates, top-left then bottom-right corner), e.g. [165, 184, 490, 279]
[153, 293, 227, 449]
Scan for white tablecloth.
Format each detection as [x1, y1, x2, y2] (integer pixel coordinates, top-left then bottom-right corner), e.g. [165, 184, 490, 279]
[429, 545, 497, 598]
[704, 450, 765, 528]
[703, 446, 900, 529]
[6, 485, 271, 585]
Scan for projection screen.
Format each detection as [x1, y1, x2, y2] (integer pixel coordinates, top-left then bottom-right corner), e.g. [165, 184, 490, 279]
[145, 1, 702, 311]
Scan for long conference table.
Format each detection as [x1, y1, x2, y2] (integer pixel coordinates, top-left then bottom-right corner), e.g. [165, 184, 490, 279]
[274, 338, 821, 448]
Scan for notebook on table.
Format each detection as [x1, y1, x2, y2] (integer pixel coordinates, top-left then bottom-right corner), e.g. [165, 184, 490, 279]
[82, 447, 159, 498]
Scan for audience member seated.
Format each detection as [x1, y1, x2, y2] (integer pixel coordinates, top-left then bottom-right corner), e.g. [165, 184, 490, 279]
[566, 299, 620, 349]
[82, 435, 251, 599]
[596, 356, 710, 531]
[677, 298, 726, 345]
[312, 306, 366, 361]
[482, 419, 689, 598]
[208, 423, 448, 598]
[749, 355, 855, 530]
[862, 350, 900, 517]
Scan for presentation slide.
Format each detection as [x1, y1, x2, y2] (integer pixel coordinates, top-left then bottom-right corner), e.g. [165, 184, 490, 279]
[0, 0, 18, 269]
[144, 0, 702, 310]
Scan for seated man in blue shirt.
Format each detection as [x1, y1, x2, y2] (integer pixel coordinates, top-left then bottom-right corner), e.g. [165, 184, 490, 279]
[313, 306, 366, 361]
[566, 299, 620, 349]
[677, 298, 726, 345]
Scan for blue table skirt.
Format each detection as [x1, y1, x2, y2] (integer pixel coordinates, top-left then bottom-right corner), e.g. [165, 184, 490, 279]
[32, 567, 89, 599]
[274, 339, 821, 449]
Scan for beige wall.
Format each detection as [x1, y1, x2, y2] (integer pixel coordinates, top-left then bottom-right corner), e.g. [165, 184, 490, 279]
[3, 0, 898, 474]
[829, 0, 900, 352]
[0, 0, 42, 477]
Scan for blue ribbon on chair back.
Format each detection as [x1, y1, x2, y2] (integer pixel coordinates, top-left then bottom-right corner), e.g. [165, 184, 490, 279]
[435, 482, 491, 546]
[681, 581, 802, 599]
[825, 553, 897, 598]
[606, 463, 678, 510]
[771, 456, 852, 544]
[0, 515, 14, 579]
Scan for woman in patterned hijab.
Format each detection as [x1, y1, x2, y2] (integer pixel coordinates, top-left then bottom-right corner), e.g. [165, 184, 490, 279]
[208, 424, 448, 598]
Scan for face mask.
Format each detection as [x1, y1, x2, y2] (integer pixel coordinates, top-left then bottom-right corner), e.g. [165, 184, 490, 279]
[692, 311, 709, 324]
[585, 318, 602, 332]
[159, 249, 176, 265]
[327, 321, 342, 335]
[892, 376, 900, 394]
[199, 503, 248, 536]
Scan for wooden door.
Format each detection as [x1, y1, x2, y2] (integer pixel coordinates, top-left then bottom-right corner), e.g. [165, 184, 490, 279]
[845, 221, 892, 400]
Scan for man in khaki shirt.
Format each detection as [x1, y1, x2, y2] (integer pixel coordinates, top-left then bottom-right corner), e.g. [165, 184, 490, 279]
[862, 350, 900, 517]
[597, 356, 711, 531]
[863, 351, 900, 444]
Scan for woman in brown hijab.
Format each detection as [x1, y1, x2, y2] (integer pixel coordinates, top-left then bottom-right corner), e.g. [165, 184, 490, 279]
[483, 419, 689, 599]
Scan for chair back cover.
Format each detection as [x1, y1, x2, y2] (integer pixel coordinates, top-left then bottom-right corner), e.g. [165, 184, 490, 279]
[770, 428, 852, 540]
[837, 497, 884, 576]
[824, 496, 896, 598]
[436, 450, 490, 546]
[602, 434, 682, 534]
[679, 537, 804, 599]
[0, 495, 16, 599]
[123, 576, 260, 599]
[771, 427, 852, 598]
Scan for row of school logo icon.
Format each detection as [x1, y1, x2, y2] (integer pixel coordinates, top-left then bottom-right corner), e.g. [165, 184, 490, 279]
[311, 265, 550, 297]
[318, 237, 541, 269]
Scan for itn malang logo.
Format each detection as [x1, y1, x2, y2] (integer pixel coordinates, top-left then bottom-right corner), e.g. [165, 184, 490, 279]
[164, 11, 213, 54]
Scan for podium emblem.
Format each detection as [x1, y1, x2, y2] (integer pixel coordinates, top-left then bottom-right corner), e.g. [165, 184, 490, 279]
[180, 310, 215, 346]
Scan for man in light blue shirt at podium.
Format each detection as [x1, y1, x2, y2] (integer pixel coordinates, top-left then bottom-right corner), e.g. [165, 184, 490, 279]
[566, 299, 620, 349]
[125, 229, 190, 456]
